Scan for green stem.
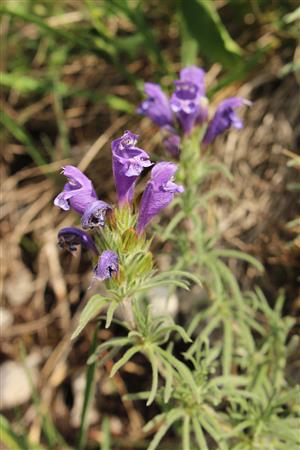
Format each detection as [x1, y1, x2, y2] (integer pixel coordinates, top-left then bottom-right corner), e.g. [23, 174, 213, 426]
[121, 297, 136, 329]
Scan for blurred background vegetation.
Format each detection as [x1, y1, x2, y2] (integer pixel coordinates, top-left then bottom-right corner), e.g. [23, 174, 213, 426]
[1, 0, 299, 449]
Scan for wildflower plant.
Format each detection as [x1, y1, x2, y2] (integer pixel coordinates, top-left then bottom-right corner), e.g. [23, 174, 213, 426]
[52, 68, 299, 450]
[134, 65, 299, 449]
[54, 130, 196, 340]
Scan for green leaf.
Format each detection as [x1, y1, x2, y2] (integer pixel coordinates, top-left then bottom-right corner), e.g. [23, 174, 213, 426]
[0, 415, 45, 450]
[179, 0, 242, 67]
[130, 278, 190, 295]
[157, 348, 198, 396]
[1, 110, 47, 167]
[210, 375, 249, 388]
[104, 95, 135, 113]
[0, 6, 109, 58]
[151, 322, 190, 345]
[88, 337, 131, 364]
[71, 296, 110, 340]
[0, 72, 47, 94]
[143, 412, 166, 432]
[88, 346, 120, 369]
[216, 260, 244, 308]
[146, 349, 159, 406]
[77, 324, 99, 450]
[110, 346, 141, 377]
[212, 249, 264, 272]
[163, 360, 173, 404]
[193, 417, 208, 450]
[154, 269, 202, 287]
[180, 12, 198, 66]
[199, 412, 228, 450]
[105, 301, 119, 328]
[186, 315, 221, 356]
[108, 0, 165, 68]
[161, 211, 185, 241]
[100, 416, 111, 450]
[182, 415, 191, 450]
[147, 410, 184, 450]
[222, 319, 233, 377]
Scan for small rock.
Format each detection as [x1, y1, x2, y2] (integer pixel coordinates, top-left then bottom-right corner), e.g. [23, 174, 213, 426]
[0, 361, 33, 409]
[149, 287, 179, 318]
[109, 416, 123, 435]
[5, 262, 34, 306]
[0, 307, 13, 332]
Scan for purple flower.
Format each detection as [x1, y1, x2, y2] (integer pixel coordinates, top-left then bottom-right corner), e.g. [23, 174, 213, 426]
[203, 97, 250, 145]
[54, 165, 97, 214]
[94, 250, 119, 281]
[112, 130, 152, 205]
[58, 227, 98, 254]
[180, 66, 206, 92]
[137, 162, 184, 234]
[170, 66, 208, 134]
[163, 134, 180, 158]
[81, 200, 112, 229]
[138, 83, 174, 128]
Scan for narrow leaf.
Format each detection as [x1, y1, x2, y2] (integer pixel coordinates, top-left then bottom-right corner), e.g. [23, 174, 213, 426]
[110, 346, 141, 377]
[222, 319, 233, 377]
[146, 350, 159, 406]
[77, 324, 99, 450]
[182, 415, 191, 450]
[105, 301, 119, 328]
[71, 296, 109, 340]
[147, 410, 184, 450]
[179, 0, 242, 67]
[193, 417, 208, 450]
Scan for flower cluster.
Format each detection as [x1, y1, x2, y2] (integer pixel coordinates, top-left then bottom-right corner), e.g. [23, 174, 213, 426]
[54, 130, 183, 283]
[138, 65, 250, 155]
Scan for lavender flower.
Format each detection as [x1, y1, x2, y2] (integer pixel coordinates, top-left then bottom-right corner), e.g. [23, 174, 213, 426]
[94, 250, 119, 281]
[81, 200, 112, 229]
[163, 134, 180, 158]
[58, 227, 98, 254]
[137, 162, 184, 234]
[138, 83, 173, 128]
[54, 165, 97, 214]
[203, 97, 250, 145]
[112, 130, 152, 205]
[170, 66, 208, 134]
[180, 66, 206, 92]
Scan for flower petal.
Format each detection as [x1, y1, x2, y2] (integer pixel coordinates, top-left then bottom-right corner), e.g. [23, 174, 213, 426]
[137, 162, 184, 233]
[138, 83, 174, 128]
[203, 97, 250, 145]
[81, 200, 112, 229]
[94, 250, 119, 281]
[112, 130, 152, 205]
[54, 165, 97, 214]
[58, 227, 98, 254]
